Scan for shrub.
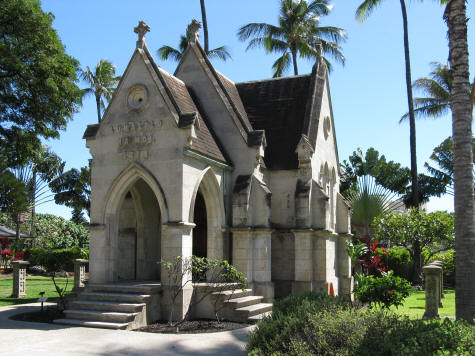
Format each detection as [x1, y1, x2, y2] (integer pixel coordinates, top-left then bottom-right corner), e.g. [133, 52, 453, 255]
[353, 271, 411, 309]
[26, 247, 89, 272]
[0, 212, 89, 249]
[376, 246, 413, 280]
[247, 295, 475, 356]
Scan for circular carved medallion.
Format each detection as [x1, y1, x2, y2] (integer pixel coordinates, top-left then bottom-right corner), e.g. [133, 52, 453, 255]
[323, 116, 331, 140]
[127, 84, 148, 112]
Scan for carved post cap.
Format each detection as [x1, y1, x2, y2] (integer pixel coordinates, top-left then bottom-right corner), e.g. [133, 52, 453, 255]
[423, 265, 441, 274]
[316, 42, 323, 59]
[187, 19, 201, 44]
[11, 260, 30, 266]
[134, 20, 150, 49]
[73, 259, 89, 264]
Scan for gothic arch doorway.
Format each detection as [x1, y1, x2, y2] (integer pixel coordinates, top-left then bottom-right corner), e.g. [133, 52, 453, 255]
[192, 191, 207, 258]
[116, 178, 161, 280]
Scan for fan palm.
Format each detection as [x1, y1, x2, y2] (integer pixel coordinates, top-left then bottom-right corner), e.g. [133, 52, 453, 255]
[237, 0, 346, 77]
[357, 0, 419, 208]
[158, 26, 232, 63]
[80, 60, 121, 123]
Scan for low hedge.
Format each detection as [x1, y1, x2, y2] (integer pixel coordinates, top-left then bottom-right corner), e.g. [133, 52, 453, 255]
[247, 292, 474, 356]
[25, 247, 89, 272]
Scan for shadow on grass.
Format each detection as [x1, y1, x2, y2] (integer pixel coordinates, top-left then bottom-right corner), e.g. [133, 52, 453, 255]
[409, 306, 424, 310]
[0, 297, 60, 306]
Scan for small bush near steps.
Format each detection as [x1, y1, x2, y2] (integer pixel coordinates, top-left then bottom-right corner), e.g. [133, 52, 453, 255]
[246, 292, 474, 356]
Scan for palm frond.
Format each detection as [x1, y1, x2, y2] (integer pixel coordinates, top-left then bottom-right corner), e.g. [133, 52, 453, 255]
[237, 23, 282, 41]
[157, 45, 182, 62]
[272, 52, 291, 78]
[400, 98, 450, 122]
[306, 0, 332, 17]
[356, 0, 383, 23]
[264, 37, 289, 54]
[312, 26, 347, 44]
[207, 46, 233, 61]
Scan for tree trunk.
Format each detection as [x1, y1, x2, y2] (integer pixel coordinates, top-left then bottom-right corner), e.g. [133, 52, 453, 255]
[95, 95, 101, 123]
[412, 241, 422, 285]
[445, 0, 475, 323]
[15, 220, 20, 242]
[291, 48, 298, 76]
[399, 0, 419, 208]
[200, 0, 209, 54]
[30, 170, 36, 235]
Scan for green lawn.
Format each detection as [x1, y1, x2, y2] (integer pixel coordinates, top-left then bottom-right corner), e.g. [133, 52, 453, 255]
[390, 288, 455, 319]
[0, 276, 73, 307]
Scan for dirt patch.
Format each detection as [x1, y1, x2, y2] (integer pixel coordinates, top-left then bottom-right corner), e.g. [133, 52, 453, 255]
[135, 319, 251, 334]
[9, 307, 64, 323]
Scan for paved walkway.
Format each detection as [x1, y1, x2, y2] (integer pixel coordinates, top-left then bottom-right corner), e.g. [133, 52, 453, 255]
[1, 303, 253, 356]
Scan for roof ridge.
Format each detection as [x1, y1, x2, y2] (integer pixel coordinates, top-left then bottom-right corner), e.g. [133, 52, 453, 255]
[236, 74, 311, 86]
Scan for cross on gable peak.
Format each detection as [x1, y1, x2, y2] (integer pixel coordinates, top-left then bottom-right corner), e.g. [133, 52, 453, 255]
[187, 19, 201, 44]
[134, 21, 150, 49]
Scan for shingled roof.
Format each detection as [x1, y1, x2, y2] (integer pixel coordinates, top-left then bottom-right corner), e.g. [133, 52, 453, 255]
[236, 74, 314, 170]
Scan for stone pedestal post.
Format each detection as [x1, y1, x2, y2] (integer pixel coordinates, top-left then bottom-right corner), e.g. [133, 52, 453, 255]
[292, 230, 314, 295]
[12, 261, 29, 298]
[423, 265, 442, 319]
[73, 259, 88, 291]
[252, 229, 274, 301]
[337, 234, 353, 300]
[431, 260, 444, 300]
[160, 222, 194, 321]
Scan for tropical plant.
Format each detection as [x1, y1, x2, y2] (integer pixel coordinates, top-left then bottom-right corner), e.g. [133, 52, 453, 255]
[80, 59, 121, 123]
[356, 0, 419, 207]
[49, 166, 90, 224]
[237, 0, 346, 77]
[443, 0, 475, 323]
[424, 136, 475, 196]
[373, 209, 454, 284]
[0, 0, 81, 160]
[158, 22, 232, 63]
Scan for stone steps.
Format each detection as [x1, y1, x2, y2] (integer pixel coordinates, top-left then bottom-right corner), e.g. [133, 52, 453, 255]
[54, 282, 160, 330]
[248, 311, 272, 322]
[54, 318, 129, 330]
[212, 288, 252, 299]
[224, 295, 263, 308]
[213, 288, 272, 323]
[235, 302, 273, 317]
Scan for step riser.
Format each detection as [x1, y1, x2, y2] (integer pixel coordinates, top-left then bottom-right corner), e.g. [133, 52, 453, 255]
[88, 285, 160, 294]
[54, 319, 128, 330]
[236, 305, 273, 317]
[65, 311, 136, 323]
[70, 302, 144, 313]
[225, 297, 263, 309]
[79, 293, 149, 303]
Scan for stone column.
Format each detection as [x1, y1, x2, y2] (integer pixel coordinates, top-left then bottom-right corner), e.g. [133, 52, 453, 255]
[423, 264, 441, 319]
[313, 231, 330, 294]
[292, 230, 314, 294]
[73, 259, 88, 291]
[337, 234, 353, 300]
[160, 222, 194, 321]
[431, 260, 444, 300]
[252, 229, 274, 302]
[12, 261, 29, 298]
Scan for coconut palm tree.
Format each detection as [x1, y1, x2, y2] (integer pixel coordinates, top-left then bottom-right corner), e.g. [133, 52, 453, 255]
[356, 0, 419, 208]
[158, 26, 232, 62]
[237, 0, 346, 77]
[200, 0, 209, 54]
[80, 60, 121, 123]
[443, 0, 475, 323]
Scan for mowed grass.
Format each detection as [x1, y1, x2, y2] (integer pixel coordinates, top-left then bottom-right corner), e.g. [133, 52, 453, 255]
[0, 275, 73, 307]
[391, 288, 455, 319]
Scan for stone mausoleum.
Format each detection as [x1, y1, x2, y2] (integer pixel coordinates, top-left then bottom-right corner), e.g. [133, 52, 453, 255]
[60, 21, 352, 327]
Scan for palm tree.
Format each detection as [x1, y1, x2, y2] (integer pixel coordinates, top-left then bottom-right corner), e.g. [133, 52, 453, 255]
[80, 60, 121, 123]
[356, 0, 419, 208]
[444, 0, 475, 323]
[237, 0, 346, 77]
[158, 24, 232, 63]
[200, 0, 209, 54]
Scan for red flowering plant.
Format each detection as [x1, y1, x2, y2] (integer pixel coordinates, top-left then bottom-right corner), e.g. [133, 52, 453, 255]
[358, 236, 388, 276]
[1, 248, 13, 269]
[1, 237, 10, 249]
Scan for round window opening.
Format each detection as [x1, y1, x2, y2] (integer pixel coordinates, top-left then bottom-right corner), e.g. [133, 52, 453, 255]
[323, 117, 331, 140]
[127, 85, 148, 112]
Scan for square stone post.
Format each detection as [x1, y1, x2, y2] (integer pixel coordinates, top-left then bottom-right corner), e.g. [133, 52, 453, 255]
[252, 229, 274, 302]
[73, 259, 88, 291]
[313, 231, 330, 294]
[12, 261, 29, 298]
[431, 260, 444, 300]
[232, 228, 253, 284]
[337, 234, 353, 300]
[292, 230, 314, 295]
[423, 265, 442, 319]
[161, 222, 194, 321]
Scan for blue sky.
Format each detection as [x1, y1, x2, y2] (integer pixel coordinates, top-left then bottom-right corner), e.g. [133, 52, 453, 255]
[38, 0, 474, 218]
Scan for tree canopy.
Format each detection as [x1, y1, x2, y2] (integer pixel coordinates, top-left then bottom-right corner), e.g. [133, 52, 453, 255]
[0, 0, 81, 156]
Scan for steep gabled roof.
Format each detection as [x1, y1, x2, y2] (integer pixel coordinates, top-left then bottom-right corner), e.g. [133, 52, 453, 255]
[236, 74, 313, 170]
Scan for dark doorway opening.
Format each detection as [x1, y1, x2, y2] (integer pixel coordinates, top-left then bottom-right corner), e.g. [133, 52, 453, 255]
[193, 191, 207, 258]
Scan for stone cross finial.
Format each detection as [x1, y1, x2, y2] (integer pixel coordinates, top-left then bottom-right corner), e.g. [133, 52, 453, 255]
[134, 21, 150, 49]
[187, 19, 201, 44]
[316, 42, 323, 59]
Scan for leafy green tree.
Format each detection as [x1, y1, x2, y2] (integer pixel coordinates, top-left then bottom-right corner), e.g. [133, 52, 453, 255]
[443, 0, 475, 322]
[373, 209, 454, 284]
[49, 166, 90, 224]
[0, 0, 81, 156]
[80, 60, 121, 123]
[238, 0, 346, 77]
[425, 136, 475, 196]
[158, 22, 232, 63]
[356, 0, 419, 207]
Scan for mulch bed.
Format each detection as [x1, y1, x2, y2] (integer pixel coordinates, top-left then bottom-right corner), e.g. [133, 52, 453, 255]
[9, 307, 65, 323]
[135, 319, 251, 334]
